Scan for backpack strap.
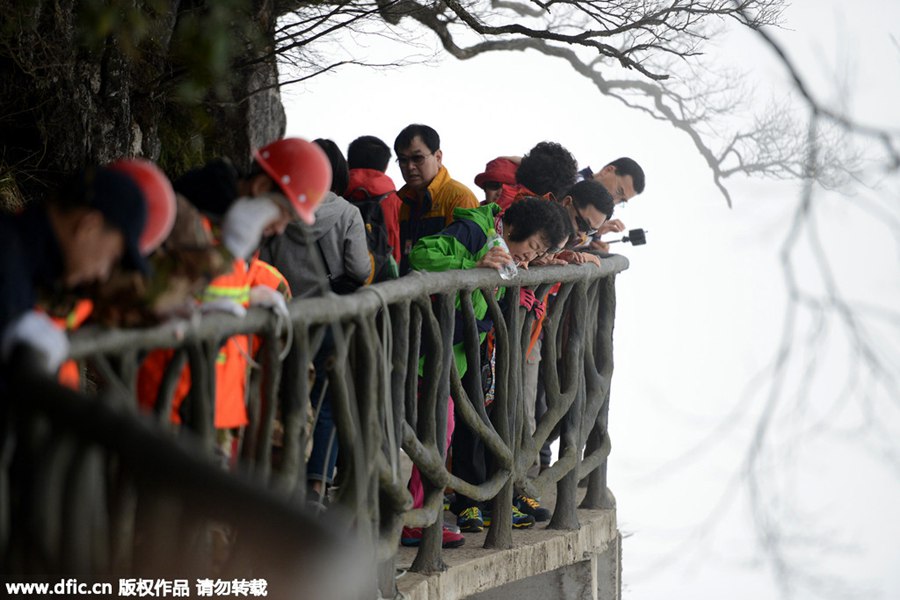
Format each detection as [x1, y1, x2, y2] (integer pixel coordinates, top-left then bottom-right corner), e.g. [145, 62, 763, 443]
[314, 238, 333, 286]
[348, 187, 391, 204]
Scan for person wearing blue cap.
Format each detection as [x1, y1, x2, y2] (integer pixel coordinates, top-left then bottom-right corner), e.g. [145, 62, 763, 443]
[0, 166, 150, 377]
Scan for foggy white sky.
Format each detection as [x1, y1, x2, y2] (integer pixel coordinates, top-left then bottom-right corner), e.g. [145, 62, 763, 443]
[279, 1, 900, 598]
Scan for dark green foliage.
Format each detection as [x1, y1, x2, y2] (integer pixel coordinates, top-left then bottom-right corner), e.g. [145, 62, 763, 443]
[168, 0, 264, 103]
[0, 0, 278, 208]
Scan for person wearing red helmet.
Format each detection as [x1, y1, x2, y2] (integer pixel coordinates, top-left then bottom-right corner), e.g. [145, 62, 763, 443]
[0, 166, 152, 378]
[172, 137, 331, 261]
[253, 137, 330, 226]
[107, 158, 178, 255]
[259, 138, 371, 505]
[137, 138, 328, 462]
[47, 158, 178, 388]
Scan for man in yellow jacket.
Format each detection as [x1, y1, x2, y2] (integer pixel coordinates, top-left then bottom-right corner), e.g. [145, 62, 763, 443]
[393, 124, 478, 274]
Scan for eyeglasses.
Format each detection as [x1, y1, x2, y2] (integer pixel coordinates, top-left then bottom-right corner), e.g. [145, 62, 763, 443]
[396, 153, 433, 167]
[612, 177, 630, 203]
[574, 207, 599, 236]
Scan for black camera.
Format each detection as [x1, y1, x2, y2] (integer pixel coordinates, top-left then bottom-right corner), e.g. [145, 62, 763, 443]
[604, 228, 648, 246]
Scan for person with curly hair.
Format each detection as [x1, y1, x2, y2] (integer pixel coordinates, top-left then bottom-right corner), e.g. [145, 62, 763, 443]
[495, 141, 579, 211]
[400, 197, 570, 546]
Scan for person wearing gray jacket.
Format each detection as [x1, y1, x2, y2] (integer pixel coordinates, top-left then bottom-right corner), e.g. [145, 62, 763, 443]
[259, 139, 370, 507]
[260, 188, 370, 298]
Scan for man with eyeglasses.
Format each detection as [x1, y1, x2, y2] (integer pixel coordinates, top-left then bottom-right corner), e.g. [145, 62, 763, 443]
[393, 123, 478, 274]
[576, 157, 645, 252]
[558, 180, 615, 251]
[521, 179, 614, 269]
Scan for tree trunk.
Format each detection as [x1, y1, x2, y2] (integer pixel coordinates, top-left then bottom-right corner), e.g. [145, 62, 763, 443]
[0, 1, 285, 210]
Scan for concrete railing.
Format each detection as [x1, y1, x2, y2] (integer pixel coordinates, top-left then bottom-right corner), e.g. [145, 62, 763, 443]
[1, 255, 627, 598]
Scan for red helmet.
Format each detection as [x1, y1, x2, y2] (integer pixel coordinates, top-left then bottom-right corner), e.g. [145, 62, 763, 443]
[107, 158, 176, 254]
[253, 137, 331, 225]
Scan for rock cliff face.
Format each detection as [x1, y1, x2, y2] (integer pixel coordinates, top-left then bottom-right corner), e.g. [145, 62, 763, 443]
[0, 1, 285, 210]
[205, 56, 287, 177]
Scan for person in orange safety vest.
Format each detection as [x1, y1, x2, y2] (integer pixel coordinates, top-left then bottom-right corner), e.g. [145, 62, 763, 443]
[136, 138, 328, 459]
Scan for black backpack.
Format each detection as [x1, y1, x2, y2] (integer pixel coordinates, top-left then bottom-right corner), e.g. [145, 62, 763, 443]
[346, 188, 398, 285]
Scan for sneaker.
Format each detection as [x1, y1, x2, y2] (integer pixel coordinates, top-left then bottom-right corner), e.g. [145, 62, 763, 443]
[400, 526, 465, 548]
[482, 506, 536, 529]
[511, 506, 536, 528]
[515, 495, 551, 522]
[457, 507, 484, 533]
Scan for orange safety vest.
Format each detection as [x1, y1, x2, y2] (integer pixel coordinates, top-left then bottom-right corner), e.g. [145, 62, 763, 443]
[47, 299, 94, 390]
[246, 257, 292, 356]
[138, 257, 252, 428]
[137, 257, 291, 429]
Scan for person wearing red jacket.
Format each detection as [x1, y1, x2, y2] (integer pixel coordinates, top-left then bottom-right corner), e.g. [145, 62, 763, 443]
[345, 135, 402, 265]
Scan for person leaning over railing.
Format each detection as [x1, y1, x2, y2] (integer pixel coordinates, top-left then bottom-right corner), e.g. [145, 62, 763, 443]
[530, 160, 646, 471]
[493, 141, 578, 213]
[399, 197, 571, 548]
[523, 179, 615, 485]
[575, 157, 645, 253]
[136, 138, 328, 468]
[458, 142, 580, 523]
[33, 159, 177, 391]
[0, 165, 171, 384]
[473, 157, 518, 205]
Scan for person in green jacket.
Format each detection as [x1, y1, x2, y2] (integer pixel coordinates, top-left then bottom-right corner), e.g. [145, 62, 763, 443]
[409, 197, 570, 375]
[400, 197, 571, 548]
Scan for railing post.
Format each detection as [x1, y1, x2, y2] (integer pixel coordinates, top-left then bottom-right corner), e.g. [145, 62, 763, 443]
[581, 274, 618, 510]
[409, 292, 455, 574]
[548, 280, 588, 530]
[484, 286, 519, 550]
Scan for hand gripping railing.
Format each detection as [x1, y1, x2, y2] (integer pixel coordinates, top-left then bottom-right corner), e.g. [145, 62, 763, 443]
[2, 254, 628, 597]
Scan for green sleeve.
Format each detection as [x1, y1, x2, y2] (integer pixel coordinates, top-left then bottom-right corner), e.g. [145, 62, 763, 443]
[409, 235, 479, 273]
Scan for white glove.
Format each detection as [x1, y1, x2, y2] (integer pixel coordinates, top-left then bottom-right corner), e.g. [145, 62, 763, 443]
[1, 310, 70, 374]
[249, 286, 289, 320]
[221, 196, 282, 260]
[199, 299, 247, 318]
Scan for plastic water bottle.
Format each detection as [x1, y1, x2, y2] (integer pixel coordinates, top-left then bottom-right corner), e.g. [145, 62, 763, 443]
[487, 230, 518, 280]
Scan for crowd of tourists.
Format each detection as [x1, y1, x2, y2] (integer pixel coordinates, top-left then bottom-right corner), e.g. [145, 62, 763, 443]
[0, 123, 644, 549]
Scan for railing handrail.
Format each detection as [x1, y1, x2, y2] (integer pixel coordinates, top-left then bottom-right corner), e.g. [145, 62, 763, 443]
[67, 258, 628, 358]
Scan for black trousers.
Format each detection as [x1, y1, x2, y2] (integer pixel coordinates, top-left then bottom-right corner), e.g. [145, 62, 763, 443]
[449, 400, 491, 514]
